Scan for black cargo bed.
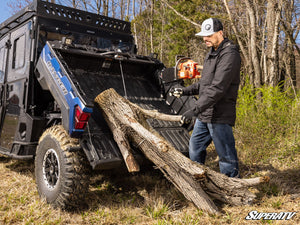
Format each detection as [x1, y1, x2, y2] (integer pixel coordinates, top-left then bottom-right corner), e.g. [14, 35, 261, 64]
[55, 48, 190, 169]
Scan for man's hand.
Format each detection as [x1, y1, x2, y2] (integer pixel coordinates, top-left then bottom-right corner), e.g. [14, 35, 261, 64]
[169, 87, 183, 98]
[180, 109, 196, 124]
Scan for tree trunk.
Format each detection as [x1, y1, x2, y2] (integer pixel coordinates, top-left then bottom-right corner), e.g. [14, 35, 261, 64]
[120, 0, 124, 20]
[265, 0, 282, 86]
[126, 0, 131, 19]
[132, 0, 138, 49]
[150, 0, 154, 53]
[94, 88, 269, 214]
[245, 0, 262, 87]
[282, 0, 296, 91]
[102, 0, 108, 16]
[111, 0, 115, 18]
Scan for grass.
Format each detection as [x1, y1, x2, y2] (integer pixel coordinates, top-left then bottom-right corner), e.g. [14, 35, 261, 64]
[0, 84, 299, 224]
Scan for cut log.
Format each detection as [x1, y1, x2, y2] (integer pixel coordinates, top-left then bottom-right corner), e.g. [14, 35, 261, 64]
[94, 88, 269, 214]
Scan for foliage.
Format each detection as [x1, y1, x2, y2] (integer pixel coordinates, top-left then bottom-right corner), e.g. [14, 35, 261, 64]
[235, 81, 300, 164]
[133, 0, 226, 67]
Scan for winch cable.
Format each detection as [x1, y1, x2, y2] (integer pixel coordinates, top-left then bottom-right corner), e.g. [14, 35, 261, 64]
[119, 60, 128, 99]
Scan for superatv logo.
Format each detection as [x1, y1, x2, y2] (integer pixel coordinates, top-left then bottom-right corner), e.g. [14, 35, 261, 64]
[245, 211, 296, 220]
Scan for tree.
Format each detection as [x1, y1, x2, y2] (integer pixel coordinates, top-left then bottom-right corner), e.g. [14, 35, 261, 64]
[7, 0, 300, 88]
[223, 0, 299, 88]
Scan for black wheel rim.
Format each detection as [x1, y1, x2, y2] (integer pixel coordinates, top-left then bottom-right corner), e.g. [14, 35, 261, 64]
[42, 148, 60, 189]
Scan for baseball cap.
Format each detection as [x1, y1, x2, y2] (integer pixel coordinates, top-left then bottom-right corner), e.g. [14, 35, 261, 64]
[195, 18, 223, 37]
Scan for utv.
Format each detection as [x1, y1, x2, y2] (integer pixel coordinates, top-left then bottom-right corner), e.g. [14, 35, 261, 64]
[0, 0, 194, 208]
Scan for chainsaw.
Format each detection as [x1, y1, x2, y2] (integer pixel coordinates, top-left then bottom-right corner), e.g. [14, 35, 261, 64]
[175, 56, 202, 79]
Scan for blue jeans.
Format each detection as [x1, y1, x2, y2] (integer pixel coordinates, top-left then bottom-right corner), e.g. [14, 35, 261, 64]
[189, 119, 239, 177]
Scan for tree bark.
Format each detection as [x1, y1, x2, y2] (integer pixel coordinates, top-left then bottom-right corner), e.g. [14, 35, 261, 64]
[94, 88, 269, 214]
[120, 0, 124, 20]
[245, 0, 262, 87]
[265, 0, 282, 86]
[102, 0, 108, 16]
[111, 0, 115, 18]
[150, 0, 154, 53]
[126, 0, 131, 19]
[281, 0, 296, 92]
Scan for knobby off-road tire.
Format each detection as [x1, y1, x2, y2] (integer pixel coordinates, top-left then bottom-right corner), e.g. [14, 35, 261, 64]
[35, 125, 90, 209]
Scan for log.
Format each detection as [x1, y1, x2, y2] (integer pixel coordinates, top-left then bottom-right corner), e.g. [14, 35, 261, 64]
[94, 88, 269, 214]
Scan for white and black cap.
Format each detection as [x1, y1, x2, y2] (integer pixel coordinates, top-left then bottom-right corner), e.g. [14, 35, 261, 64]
[196, 18, 223, 37]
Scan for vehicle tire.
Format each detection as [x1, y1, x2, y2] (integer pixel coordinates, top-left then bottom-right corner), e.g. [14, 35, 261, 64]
[35, 125, 90, 209]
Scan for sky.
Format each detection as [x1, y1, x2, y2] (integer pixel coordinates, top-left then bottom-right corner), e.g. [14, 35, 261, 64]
[0, 0, 12, 24]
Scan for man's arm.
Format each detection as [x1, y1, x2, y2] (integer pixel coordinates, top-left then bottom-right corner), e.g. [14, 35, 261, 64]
[170, 82, 200, 98]
[182, 82, 200, 96]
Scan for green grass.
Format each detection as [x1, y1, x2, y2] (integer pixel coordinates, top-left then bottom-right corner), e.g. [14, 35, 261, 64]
[145, 201, 169, 219]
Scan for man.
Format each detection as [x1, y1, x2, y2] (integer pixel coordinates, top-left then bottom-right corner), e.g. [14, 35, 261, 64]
[172, 18, 241, 177]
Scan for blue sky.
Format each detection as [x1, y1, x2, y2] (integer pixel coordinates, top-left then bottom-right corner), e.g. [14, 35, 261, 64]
[0, 0, 12, 24]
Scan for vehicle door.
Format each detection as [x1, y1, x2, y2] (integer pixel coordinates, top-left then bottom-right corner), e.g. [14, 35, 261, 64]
[0, 22, 32, 150]
[0, 34, 10, 149]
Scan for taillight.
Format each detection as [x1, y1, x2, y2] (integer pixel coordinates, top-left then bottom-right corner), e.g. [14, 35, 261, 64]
[74, 106, 91, 130]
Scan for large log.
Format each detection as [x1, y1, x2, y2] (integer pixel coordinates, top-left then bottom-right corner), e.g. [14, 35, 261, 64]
[94, 88, 269, 214]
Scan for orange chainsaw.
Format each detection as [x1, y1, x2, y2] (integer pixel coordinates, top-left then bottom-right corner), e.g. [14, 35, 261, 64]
[175, 56, 203, 79]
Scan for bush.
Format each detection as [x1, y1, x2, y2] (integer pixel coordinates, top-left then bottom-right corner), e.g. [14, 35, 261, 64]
[234, 82, 300, 164]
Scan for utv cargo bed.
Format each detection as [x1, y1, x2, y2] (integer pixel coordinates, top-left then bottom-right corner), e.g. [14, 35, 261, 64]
[36, 42, 190, 169]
